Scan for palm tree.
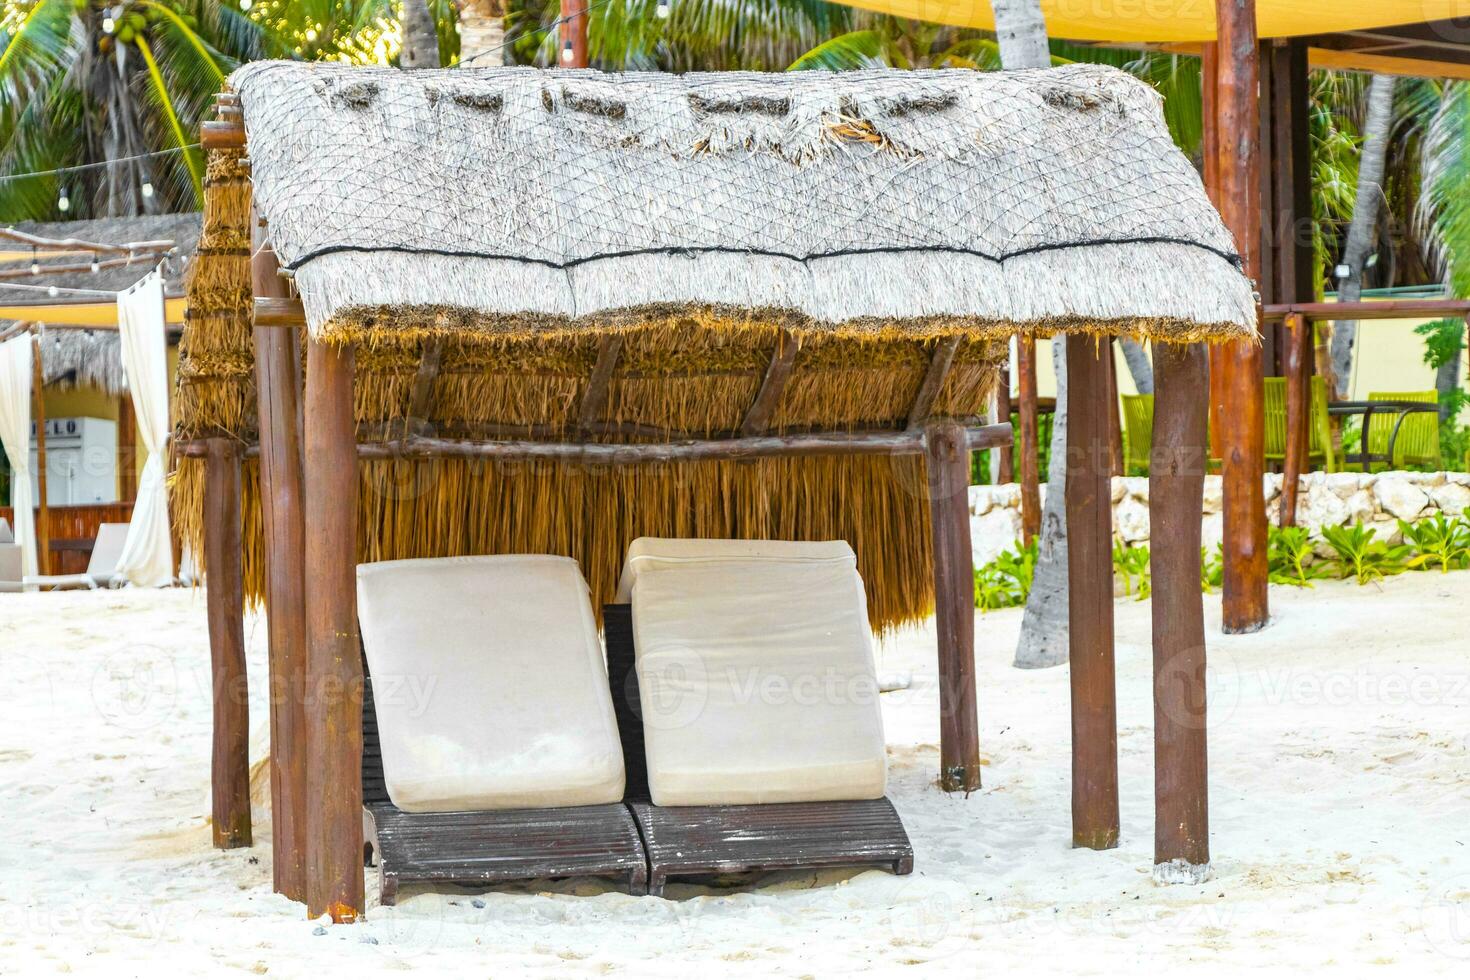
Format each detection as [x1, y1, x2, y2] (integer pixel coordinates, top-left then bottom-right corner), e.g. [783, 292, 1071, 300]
[0, 1, 271, 219]
[457, 0, 505, 66]
[1327, 74, 1396, 398]
[0, 1, 463, 223]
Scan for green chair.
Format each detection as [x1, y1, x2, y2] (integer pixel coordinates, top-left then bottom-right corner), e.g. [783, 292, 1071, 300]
[1264, 376, 1336, 473]
[1121, 393, 1153, 475]
[1364, 390, 1441, 470]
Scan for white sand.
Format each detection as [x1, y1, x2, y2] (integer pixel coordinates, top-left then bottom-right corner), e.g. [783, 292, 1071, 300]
[2, 574, 1468, 976]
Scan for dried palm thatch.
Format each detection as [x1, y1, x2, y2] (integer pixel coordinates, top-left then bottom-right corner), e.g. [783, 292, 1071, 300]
[172, 64, 1256, 630]
[37, 329, 127, 396]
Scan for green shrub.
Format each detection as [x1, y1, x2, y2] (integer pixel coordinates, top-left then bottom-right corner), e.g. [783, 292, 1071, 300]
[1111, 540, 1151, 601]
[1320, 523, 1413, 585]
[972, 538, 1038, 611]
[1399, 511, 1470, 572]
[1267, 525, 1326, 587]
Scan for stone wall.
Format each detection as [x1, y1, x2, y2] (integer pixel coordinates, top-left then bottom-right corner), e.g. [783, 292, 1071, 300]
[969, 471, 1470, 566]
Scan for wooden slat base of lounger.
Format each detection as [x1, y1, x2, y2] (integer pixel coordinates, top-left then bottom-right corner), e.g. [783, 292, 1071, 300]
[364, 802, 649, 904]
[627, 797, 913, 897]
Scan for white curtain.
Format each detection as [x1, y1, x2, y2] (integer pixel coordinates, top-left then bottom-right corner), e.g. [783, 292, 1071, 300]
[0, 334, 38, 587]
[114, 270, 174, 587]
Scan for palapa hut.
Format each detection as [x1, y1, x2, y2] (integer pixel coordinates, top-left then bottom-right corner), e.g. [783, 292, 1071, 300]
[1, 214, 196, 573]
[176, 63, 1255, 920]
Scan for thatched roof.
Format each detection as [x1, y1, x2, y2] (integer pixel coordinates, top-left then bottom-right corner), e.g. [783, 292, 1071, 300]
[172, 64, 1256, 631]
[2, 213, 200, 397]
[231, 62, 1255, 344]
[0, 213, 199, 306]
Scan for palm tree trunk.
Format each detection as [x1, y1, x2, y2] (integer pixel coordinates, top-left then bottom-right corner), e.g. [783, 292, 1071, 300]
[1119, 337, 1154, 394]
[1328, 74, 1396, 399]
[458, 0, 506, 67]
[401, 0, 443, 69]
[991, 0, 1050, 69]
[992, 0, 1067, 668]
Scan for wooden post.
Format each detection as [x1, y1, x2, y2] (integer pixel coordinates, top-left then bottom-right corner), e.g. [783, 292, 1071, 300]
[1106, 342, 1124, 477]
[1202, 42, 1225, 469]
[1280, 312, 1309, 527]
[925, 420, 981, 793]
[205, 437, 251, 849]
[30, 339, 50, 575]
[995, 376, 1014, 484]
[1065, 335, 1120, 850]
[253, 226, 309, 902]
[117, 394, 137, 502]
[1017, 337, 1041, 544]
[303, 337, 363, 923]
[559, 0, 588, 68]
[1149, 343, 1210, 875]
[1215, 0, 1270, 634]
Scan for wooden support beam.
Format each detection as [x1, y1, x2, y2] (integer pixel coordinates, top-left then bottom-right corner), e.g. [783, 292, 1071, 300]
[1017, 337, 1041, 544]
[0, 252, 172, 280]
[1149, 343, 1211, 876]
[560, 0, 589, 67]
[31, 342, 49, 576]
[253, 227, 308, 901]
[204, 437, 251, 849]
[201, 120, 246, 150]
[994, 372, 1014, 484]
[1215, 0, 1270, 634]
[405, 339, 444, 436]
[579, 335, 624, 435]
[740, 330, 798, 436]
[302, 338, 363, 923]
[907, 335, 960, 429]
[1280, 312, 1310, 528]
[117, 395, 137, 502]
[1262, 299, 1470, 321]
[255, 297, 305, 327]
[176, 424, 1015, 464]
[925, 420, 981, 793]
[1065, 334, 1120, 851]
[1106, 342, 1124, 477]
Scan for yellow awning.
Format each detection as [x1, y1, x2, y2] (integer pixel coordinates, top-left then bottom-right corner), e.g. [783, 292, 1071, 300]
[837, 1, 1470, 44]
[0, 296, 186, 328]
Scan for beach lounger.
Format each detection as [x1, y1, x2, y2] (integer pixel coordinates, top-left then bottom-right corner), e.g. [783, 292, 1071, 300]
[1, 517, 21, 593]
[357, 555, 648, 903]
[23, 522, 130, 590]
[606, 538, 913, 897]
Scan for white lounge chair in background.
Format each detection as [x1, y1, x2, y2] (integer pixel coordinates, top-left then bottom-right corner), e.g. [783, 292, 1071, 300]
[24, 522, 131, 591]
[0, 518, 20, 593]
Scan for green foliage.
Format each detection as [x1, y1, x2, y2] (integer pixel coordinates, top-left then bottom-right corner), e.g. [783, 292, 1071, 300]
[1415, 317, 1466, 370]
[1398, 512, 1470, 572]
[972, 538, 1037, 612]
[1201, 544, 1223, 593]
[1319, 523, 1413, 584]
[1111, 540, 1151, 601]
[1267, 525, 1325, 587]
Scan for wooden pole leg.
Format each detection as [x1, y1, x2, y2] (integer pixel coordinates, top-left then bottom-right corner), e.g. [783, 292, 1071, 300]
[205, 437, 251, 849]
[1280, 313, 1309, 528]
[1149, 343, 1211, 880]
[303, 338, 363, 922]
[254, 224, 308, 902]
[1215, 0, 1270, 634]
[1017, 337, 1041, 545]
[1065, 336, 1120, 850]
[926, 420, 981, 793]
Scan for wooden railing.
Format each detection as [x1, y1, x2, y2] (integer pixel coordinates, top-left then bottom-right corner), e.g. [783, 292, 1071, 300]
[0, 502, 132, 575]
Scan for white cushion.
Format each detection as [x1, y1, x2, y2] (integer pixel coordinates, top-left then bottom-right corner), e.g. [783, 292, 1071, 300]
[356, 555, 625, 813]
[614, 537, 857, 602]
[625, 538, 887, 806]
